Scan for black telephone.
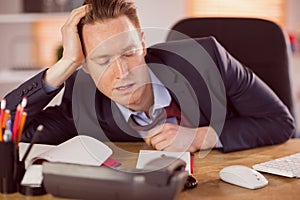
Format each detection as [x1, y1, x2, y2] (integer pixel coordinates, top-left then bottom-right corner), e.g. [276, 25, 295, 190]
[42, 157, 188, 200]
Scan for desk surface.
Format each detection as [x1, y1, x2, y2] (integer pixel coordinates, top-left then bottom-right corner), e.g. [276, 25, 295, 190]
[1, 139, 300, 200]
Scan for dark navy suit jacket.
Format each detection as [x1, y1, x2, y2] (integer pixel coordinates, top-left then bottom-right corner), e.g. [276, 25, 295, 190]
[5, 37, 295, 152]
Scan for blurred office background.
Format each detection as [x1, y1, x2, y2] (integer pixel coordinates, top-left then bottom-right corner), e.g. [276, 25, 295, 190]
[0, 0, 300, 133]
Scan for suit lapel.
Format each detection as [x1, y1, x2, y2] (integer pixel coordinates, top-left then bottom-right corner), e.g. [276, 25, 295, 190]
[148, 63, 205, 127]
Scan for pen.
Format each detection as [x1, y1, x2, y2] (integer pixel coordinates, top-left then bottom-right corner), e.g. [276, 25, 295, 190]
[21, 125, 44, 163]
[12, 105, 21, 141]
[0, 98, 6, 122]
[3, 129, 12, 142]
[19, 97, 27, 116]
[0, 98, 6, 141]
[3, 118, 12, 142]
[17, 112, 27, 144]
[2, 109, 10, 129]
[0, 110, 10, 142]
[12, 97, 27, 141]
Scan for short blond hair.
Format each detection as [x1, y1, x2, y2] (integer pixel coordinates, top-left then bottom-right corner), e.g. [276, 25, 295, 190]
[80, 0, 140, 28]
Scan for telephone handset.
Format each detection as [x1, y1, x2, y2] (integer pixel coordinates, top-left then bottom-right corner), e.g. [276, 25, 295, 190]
[141, 156, 198, 189]
[42, 157, 189, 200]
[142, 156, 187, 186]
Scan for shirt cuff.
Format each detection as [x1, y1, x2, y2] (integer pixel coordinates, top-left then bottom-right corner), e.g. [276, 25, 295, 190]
[215, 137, 223, 148]
[43, 79, 59, 93]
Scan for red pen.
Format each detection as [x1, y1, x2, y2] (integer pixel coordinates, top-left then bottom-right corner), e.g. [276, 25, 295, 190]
[12, 97, 27, 141]
[0, 98, 6, 141]
[12, 105, 21, 141]
[0, 98, 6, 129]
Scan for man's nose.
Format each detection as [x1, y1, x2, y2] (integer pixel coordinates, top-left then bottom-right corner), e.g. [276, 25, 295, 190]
[115, 57, 129, 79]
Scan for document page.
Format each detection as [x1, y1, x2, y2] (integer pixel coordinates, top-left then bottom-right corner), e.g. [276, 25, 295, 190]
[19, 143, 55, 169]
[19, 135, 112, 167]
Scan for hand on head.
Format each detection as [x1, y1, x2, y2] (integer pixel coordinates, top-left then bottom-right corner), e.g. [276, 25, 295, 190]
[60, 5, 91, 68]
[43, 5, 91, 88]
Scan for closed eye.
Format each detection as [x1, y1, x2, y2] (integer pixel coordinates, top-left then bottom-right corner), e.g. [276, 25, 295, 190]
[91, 57, 113, 66]
[123, 48, 137, 57]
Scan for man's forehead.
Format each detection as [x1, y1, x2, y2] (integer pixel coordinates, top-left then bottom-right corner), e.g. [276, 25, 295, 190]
[82, 16, 140, 54]
[88, 30, 142, 57]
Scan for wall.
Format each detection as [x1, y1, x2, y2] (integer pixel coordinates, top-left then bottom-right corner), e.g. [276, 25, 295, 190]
[286, 0, 300, 33]
[0, 0, 21, 14]
[134, 0, 185, 45]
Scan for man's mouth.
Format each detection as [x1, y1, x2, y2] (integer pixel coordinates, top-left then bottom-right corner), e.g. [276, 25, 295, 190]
[115, 83, 135, 91]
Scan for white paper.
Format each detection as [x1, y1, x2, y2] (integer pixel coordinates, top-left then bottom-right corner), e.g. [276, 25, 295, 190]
[36, 135, 112, 166]
[19, 143, 55, 169]
[136, 150, 191, 174]
[20, 165, 43, 186]
[19, 135, 112, 167]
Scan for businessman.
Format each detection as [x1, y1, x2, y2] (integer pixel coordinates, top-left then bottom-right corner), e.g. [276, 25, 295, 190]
[5, 0, 295, 152]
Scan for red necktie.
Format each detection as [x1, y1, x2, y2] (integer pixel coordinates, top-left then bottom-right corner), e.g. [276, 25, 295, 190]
[128, 100, 192, 131]
[165, 100, 192, 127]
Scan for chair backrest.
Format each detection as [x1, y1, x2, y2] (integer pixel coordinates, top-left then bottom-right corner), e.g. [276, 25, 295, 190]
[166, 17, 295, 118]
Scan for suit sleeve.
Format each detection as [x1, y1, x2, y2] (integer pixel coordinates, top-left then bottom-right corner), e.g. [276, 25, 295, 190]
[4, 69, 77, 145]
[208, 38, 295, 152]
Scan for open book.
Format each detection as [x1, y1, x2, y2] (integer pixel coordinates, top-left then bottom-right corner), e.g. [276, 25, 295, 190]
[19, 135, 114, 187]
[19, 135, 113, 167]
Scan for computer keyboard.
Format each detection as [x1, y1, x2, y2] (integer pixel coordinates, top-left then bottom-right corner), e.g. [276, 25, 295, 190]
[253, 152, 300, 178]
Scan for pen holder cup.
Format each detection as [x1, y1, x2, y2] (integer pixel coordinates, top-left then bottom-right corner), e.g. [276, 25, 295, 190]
[0, 142, 24, 194]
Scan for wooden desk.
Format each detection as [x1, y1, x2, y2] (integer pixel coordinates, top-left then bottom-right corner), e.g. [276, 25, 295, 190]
[1, 139, 300, 200]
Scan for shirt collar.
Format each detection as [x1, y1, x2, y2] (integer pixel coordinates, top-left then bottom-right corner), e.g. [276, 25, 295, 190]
[116, 69, 171, 122]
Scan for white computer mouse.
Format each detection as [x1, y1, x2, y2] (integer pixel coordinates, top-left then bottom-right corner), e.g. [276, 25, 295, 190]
[219, 165, 268, 189]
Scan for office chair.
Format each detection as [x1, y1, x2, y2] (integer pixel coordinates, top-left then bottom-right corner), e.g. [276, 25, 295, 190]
[166, 17, 296, 120]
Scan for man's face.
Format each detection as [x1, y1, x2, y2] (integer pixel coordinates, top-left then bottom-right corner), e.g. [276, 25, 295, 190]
[82, 16, 151, 110]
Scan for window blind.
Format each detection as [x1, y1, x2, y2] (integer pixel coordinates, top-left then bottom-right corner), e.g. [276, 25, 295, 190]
[187, 0, 286, 27]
